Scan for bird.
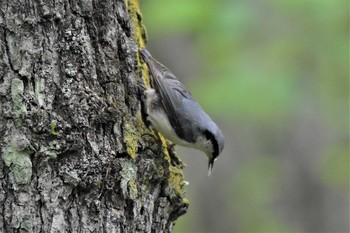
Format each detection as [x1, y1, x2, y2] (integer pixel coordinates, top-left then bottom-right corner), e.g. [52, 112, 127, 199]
[140, 48, 224, 175]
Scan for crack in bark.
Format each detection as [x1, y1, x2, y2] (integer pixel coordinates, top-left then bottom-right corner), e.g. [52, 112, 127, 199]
[2, 26, 15, 73]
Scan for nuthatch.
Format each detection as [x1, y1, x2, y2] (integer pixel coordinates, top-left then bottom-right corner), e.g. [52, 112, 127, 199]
[140, 48, 224, 175]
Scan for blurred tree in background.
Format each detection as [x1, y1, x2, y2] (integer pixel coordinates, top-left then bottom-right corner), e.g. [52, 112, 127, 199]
[141, 0, 349, 232]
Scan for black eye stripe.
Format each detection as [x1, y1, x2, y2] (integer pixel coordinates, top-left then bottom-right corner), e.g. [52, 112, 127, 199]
[203, 130, 219, 158]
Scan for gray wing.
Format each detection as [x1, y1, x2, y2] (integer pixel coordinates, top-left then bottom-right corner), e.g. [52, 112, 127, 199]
[151, 67, 195, 142]
[140, 48, 199, 142]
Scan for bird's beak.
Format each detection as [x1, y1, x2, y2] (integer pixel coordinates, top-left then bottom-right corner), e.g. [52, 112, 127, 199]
[208, 158, 215, 176]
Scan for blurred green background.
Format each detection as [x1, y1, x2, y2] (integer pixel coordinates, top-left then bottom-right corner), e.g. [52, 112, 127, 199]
[140, 0, 349, 232]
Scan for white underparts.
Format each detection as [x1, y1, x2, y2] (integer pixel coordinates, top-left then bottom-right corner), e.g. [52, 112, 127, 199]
[145, 88, 213, 158]
[145, 88, 191, 147]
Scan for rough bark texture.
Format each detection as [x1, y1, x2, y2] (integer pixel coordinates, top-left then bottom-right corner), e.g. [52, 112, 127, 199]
[0, 0, 188, 232]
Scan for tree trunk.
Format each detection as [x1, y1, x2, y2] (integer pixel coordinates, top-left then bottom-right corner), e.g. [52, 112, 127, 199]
[0, 0, 188, 232]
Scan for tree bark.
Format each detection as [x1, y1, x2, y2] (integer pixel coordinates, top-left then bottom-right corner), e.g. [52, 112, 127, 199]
[0, 0, 188, 232]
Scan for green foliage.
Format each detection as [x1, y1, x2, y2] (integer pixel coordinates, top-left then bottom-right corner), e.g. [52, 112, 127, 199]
[320, 147, 349, 187]
[191, 69, 298, 122]
[230, 157, 293, 232]
[142, 0, 216, 33]
[141, 0, 348, 232]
